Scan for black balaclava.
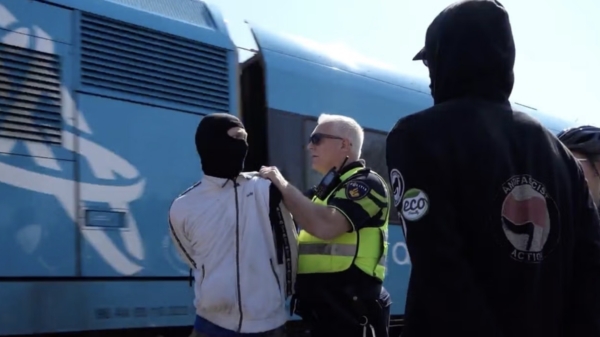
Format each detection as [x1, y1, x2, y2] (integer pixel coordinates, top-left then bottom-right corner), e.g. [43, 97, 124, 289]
[195, 113, 248, 179]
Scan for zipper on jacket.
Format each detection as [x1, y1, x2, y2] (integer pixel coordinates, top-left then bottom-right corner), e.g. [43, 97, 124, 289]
[234, 182, 244, 332]
[269, 258, 282, 294]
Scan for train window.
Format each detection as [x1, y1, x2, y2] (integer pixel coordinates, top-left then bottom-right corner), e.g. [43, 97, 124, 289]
[302, 118, 399, 223]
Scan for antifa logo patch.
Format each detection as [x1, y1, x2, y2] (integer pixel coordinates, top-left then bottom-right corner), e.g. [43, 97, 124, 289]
[493, 174, 560, 264]
[345, 181, 371, 200]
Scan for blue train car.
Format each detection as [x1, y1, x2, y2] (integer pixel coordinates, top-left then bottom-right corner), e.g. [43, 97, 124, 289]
[0, 0, 575, 335]
[0, 0, 236, 335]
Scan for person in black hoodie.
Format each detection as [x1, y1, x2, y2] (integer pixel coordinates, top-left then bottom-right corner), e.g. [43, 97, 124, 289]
[385, 1, 600, 336]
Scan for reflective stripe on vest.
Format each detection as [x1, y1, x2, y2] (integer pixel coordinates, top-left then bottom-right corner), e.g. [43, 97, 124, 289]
[298, 166, 390, 281]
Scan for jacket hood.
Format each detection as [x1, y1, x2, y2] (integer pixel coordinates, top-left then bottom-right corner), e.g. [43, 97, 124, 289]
[413, 0, 516, 104]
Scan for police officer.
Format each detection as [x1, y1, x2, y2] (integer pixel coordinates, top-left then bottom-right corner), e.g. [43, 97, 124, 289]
[259, 113, 392, 337]
[558, 125, 600, 207]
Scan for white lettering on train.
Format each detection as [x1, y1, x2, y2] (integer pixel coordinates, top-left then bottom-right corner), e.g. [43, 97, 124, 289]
[392, 241, 411, 265]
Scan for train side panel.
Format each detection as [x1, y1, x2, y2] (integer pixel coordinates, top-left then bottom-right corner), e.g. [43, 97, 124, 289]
[250, 27, 432, 132]
[0, 0, 237, 334]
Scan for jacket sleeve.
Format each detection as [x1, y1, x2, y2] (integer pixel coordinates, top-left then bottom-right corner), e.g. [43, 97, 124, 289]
[385, 117, 502, 335]
[168, 201, 197, 270]
[567, 165, 600, 335]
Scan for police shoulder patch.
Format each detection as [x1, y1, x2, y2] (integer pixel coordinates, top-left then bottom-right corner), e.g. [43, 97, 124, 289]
[345, 180, 371, 200]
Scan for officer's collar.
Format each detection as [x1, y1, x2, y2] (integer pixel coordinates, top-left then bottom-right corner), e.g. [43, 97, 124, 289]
[338, 159, 366, 176]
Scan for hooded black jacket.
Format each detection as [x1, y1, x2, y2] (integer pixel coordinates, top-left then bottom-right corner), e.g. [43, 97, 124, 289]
[385, 1, 600, 336]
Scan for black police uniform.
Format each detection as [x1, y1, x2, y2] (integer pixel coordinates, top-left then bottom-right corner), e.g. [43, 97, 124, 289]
[385, 1, 600, 337]
[294, 160, 392, 337]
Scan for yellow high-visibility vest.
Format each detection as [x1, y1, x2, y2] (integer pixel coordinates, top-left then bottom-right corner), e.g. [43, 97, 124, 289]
[298, 166, 390, 281]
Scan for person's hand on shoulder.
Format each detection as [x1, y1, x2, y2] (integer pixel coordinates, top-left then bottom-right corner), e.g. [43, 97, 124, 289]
[259, 166, 289, 189]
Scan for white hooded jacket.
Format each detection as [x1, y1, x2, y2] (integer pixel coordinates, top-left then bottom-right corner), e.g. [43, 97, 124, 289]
[168, 172, 298, 333]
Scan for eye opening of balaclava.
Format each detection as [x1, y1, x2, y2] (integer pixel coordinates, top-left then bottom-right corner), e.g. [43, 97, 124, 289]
[195, 113, 248, 180]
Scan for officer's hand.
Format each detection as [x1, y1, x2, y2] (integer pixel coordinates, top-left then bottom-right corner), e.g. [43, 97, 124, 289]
[259, 166, 287, 188]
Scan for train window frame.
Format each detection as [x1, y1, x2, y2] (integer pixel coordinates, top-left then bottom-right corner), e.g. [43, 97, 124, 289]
[301, 117, 400, 224]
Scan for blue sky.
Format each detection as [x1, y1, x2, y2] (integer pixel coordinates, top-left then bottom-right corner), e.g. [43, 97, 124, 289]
[211, 0, 599, 126]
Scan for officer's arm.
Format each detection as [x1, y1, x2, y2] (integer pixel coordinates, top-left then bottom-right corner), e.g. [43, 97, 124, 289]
[278, 182, 351, 240]
[385, 116, 501, 334]
[567, 163, 600, 335]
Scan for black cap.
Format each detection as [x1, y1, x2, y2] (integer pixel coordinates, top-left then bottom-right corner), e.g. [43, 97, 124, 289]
[412, 47, 426, 61]
[557, 125, 600, 156]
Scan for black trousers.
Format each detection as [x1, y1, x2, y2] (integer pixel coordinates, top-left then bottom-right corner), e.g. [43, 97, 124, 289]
[305, 301, 390, 337]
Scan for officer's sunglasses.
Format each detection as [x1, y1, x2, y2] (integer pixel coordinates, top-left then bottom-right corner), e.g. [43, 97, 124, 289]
[309, 133, 344, 145]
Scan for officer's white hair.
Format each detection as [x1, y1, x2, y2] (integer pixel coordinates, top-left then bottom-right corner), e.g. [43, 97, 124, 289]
[317, 113, 364, 158]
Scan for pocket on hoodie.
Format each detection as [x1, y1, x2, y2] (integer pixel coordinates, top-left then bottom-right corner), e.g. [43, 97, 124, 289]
[240, 258, 284, 320]
[195, 262, 239, 315]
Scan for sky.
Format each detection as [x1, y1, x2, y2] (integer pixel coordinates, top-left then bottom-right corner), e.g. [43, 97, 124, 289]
[210, 0, 600, 126]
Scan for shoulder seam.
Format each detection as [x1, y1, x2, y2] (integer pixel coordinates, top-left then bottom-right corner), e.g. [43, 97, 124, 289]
[362, 171, 390, 196]
[178, 180, 202, 197]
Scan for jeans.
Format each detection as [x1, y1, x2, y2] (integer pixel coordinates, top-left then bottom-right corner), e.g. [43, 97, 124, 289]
[189, 326, 286, 337]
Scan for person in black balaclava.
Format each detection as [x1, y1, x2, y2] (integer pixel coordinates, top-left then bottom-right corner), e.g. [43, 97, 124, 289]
[385, 1, 600, 336]
[169, 112, 299, 337]
[195, 112, 248, 179]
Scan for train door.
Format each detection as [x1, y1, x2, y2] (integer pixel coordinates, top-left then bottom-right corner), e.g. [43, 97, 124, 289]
[240, 29, 308, 190]
[240, 53, 268, 171]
